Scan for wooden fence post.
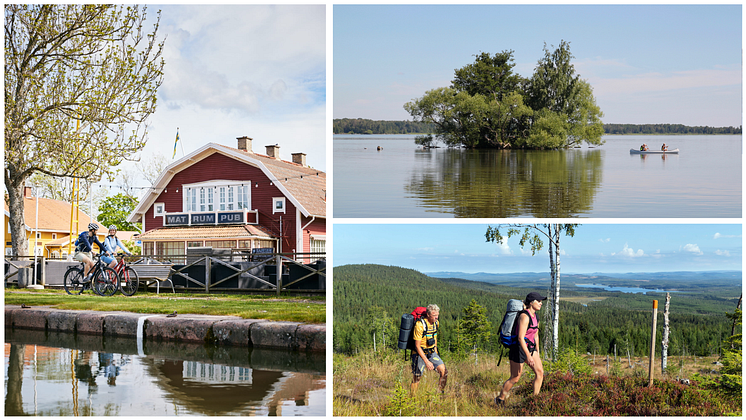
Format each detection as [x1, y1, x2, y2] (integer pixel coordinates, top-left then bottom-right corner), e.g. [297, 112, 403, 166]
[648, 300, 658, 387]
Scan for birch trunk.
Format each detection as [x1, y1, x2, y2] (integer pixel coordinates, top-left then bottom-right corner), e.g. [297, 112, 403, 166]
[552, 225, 561, 361]
[661, 293, 671, 372]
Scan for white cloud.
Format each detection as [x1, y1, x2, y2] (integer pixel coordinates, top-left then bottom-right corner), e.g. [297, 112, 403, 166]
[683, 244, 703, 255]
[714, 233, 740, 239]
[493, 238, 512, 256]
[599, 238, 611, 243]
[615, 243, 644, 258]
[715, 249, 731, 257]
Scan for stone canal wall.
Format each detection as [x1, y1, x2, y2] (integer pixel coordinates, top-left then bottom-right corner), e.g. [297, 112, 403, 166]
[5, 305, 325, 352]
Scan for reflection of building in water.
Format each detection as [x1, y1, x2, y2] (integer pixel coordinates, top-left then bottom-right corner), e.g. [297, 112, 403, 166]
[183, 361, 252, 384]
[144, 358, 324, 415]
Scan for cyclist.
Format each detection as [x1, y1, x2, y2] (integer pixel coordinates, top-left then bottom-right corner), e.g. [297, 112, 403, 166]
[74, 223, 108, 282]
[101, 225, 132, 269]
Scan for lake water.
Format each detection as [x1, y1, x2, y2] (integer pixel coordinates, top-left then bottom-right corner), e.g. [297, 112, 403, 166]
[4, 329, 326, 416]
[333, 134, 742, 218]
[575, 283, 680, 295]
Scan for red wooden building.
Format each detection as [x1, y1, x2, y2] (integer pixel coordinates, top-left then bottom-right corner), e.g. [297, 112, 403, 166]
[127, 137, 325, 260]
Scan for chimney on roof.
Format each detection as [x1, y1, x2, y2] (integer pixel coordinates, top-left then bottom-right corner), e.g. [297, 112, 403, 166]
[237, 136, 253, 152]
[24, 186, 33, 198]
[265, 144, 280, 159]
[291, 152, 307, 167]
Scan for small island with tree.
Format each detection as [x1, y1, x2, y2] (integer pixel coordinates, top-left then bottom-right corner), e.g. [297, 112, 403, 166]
[404, 41, 605, 150]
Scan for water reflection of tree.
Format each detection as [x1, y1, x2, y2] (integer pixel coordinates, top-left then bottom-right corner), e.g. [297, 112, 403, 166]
[5, 344, 25, 416]
[406, 149, 603, 217]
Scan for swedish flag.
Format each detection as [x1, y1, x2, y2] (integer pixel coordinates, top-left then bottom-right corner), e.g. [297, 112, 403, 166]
[173, 129, 179, 159]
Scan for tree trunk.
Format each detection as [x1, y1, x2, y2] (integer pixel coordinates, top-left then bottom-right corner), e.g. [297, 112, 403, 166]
[661, 293, 671, 372]
[544, 236, 556, 357]
[552, 225, 561, 361]
[5, 178, 28, 257]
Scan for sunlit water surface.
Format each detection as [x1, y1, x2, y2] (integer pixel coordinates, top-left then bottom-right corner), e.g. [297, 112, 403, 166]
[5, 330, 325, 416]
[334, 135, 741, 218]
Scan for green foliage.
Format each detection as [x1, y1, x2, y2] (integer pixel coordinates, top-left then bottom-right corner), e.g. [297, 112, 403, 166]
[457, 299, 492, 354]
[97, 193, 141, 232]
[333, 118, 434, 135]
[604, 123, 742, 135]
[382, 382, 416, 416]
[334, 264, 734, 358]
[719, 308, 742, 394]
[546, 348, 593, 376]
[403, 42, 603, 150]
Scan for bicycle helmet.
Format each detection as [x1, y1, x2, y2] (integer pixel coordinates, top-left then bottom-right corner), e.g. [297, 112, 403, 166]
[108, 225, 117, 231]
[88, 223, 98, 231]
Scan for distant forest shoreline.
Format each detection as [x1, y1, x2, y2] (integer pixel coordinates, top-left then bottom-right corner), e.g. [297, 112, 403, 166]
[333, 118, 742, 135]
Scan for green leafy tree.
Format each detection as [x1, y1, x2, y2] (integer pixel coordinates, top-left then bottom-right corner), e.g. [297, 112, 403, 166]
[457, 299, 492, 354]
[485, 224, 578, 361]
[5, 4, 165, 256]
[525, 41, 604, 148]
[97, 193, 141, 232]
[720, 307, 742, 394]
[405, 42, 603, 150]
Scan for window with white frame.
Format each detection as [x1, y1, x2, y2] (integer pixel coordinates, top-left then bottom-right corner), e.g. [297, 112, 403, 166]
[183, 181, 251, 213]
[273, 197, 286, 214]
[310, 237, 325, 254]
[154, 203, 165, 216]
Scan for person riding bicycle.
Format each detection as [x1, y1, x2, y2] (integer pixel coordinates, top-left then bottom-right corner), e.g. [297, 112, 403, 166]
[73, 223, 107, 282]
[101, 225, 132, 269]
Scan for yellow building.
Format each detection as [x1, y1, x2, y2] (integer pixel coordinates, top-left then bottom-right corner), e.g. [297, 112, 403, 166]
[4, 187, 105, 259]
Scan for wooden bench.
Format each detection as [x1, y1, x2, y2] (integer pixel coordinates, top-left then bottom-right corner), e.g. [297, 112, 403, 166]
[130, 264, 175, 294]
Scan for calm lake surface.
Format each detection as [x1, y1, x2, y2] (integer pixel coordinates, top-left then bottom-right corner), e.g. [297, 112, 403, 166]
[333, 134, 742, 218]
[4, 330, 325, 416]
[575, 283, 680, 295]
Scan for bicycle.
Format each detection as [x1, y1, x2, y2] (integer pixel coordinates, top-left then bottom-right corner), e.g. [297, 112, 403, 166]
[64, 254, 119, 296]
[112, 253, 140, 296]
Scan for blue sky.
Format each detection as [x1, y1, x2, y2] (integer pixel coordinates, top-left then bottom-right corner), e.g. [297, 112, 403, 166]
[332, 224, 742, 274]
[110, 5, 326, 190]
[334, 4, 741, 127]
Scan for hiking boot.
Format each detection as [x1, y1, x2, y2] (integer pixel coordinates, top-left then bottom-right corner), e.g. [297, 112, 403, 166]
[495, 397, 505, 407]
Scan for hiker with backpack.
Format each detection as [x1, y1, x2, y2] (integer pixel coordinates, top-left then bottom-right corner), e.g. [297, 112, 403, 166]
[495, 292, 547, 406]
[409, 304, 447, 394]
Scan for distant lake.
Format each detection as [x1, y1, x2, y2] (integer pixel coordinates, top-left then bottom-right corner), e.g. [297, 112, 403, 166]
[333, 134, 741, 218]
[575, 283, 680, 294]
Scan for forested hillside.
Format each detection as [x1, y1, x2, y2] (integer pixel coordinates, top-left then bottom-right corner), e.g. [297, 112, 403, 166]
[333, 118, 742, 136]
[333, 264, 734, 358]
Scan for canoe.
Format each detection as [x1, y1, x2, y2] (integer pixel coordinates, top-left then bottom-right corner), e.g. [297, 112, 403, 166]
[629, 148, 679, 155]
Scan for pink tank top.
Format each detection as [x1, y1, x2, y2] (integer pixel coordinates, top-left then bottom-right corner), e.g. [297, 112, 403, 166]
[524, 311, 538, 344]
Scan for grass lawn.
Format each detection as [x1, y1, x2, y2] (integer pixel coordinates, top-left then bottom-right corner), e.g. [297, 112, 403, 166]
[4, 288, 325, 323]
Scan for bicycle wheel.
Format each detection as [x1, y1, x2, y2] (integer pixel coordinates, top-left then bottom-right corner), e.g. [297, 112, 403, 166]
[92, 266, 119, 297]
[64, 267, 85, 295]
[119, 267, 140, 296]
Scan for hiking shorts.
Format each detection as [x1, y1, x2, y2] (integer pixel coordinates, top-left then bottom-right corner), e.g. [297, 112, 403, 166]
[411, 350, 444, 377]
[508, 342, 536, 364]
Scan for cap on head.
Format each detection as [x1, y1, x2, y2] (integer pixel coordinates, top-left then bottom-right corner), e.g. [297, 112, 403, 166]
[526, 292, 547, 303]
[88, 223, 98, 231]
[108, 225, 117, 231]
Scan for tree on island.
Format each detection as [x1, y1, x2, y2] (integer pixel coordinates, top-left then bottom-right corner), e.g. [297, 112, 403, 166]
[405, 41, 604, 150]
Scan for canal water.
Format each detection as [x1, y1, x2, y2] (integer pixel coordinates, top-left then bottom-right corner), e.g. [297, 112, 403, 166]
[333, 134, 741, 218]
[4, 329, 325, 416]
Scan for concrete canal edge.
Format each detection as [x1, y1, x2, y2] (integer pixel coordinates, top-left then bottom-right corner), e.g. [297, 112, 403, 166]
[5, 305, 325, 352]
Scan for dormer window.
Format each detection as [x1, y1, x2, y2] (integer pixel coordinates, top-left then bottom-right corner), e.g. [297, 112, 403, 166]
[273, 197, 286, 214]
